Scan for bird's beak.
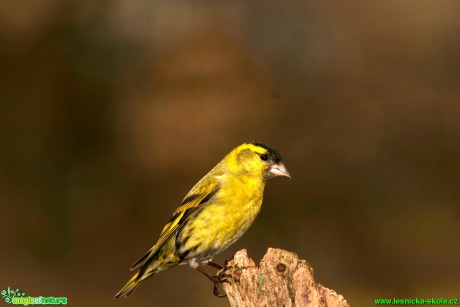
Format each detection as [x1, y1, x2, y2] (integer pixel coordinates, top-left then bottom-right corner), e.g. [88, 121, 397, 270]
[269, 162, 291, 179]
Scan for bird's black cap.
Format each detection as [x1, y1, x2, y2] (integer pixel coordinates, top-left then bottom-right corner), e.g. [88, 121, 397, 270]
[249, 141, 283, 163]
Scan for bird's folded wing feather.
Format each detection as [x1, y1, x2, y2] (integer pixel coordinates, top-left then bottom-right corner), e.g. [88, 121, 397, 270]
[130, 182, 221, 271]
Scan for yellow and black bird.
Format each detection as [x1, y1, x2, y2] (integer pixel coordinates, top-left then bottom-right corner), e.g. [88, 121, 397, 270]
[114, 142, 290, 299]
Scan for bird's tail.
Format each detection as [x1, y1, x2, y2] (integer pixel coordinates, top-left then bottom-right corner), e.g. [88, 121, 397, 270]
[114, 271, 142, 299]
[115, 246, 178, 299]
[114, 266, 160, 299]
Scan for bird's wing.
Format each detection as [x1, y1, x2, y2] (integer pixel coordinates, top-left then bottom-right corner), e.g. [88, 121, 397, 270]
[130, 181, 221, 271]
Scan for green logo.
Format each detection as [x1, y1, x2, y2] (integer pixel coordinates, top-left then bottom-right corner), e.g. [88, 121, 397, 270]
[1, 288, 67, 305]
[1, 287, 25, 304]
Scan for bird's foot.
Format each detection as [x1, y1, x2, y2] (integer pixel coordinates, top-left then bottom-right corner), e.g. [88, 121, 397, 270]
[212, 272, 232, 297]
[196, 265, 233, 297]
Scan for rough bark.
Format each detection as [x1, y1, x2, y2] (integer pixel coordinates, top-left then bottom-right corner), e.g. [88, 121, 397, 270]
[221, 248, 349, 307]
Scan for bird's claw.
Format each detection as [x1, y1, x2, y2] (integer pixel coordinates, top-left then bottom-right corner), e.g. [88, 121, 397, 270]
[212, 272, 233, 297]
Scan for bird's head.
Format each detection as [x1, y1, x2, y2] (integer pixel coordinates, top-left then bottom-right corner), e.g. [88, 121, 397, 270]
[227, 142, 291, 181]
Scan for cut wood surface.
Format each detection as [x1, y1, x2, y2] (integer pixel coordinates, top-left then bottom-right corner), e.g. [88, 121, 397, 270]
[221, 248, 349, 307]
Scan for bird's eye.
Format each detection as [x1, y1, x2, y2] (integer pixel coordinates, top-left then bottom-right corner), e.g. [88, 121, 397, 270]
[260, 154, 269, 161]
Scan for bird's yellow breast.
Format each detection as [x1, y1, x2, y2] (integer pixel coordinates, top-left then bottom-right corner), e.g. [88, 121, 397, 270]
[177, 174, 265, 259]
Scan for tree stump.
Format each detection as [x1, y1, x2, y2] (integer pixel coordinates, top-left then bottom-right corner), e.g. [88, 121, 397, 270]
[221, 248, 349, 307]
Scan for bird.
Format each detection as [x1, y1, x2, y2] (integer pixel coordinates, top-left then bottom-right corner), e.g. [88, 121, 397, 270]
[114, 141, 290, 299]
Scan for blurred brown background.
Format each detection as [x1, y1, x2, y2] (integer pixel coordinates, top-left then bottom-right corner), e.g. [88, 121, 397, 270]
[1, 1, 460, 306]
